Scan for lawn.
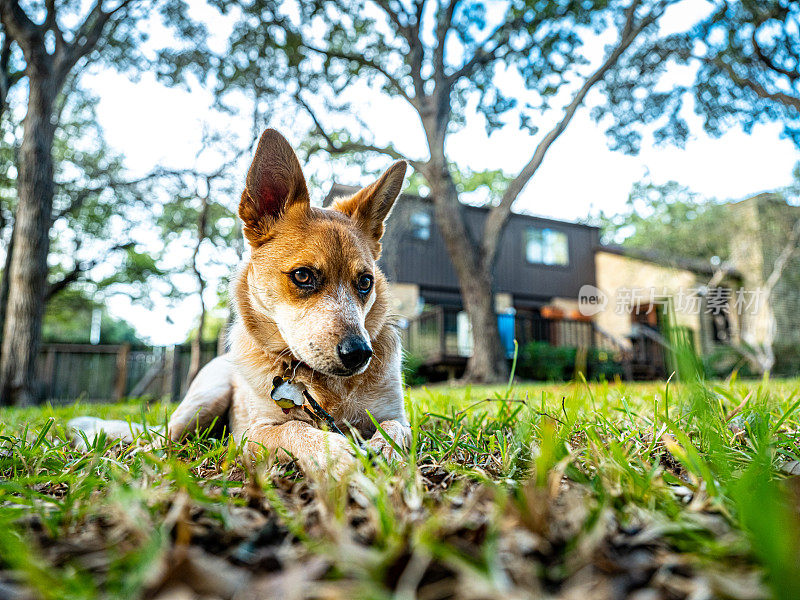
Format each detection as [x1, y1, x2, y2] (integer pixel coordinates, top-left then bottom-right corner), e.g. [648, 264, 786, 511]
[1, 376, 800, 600]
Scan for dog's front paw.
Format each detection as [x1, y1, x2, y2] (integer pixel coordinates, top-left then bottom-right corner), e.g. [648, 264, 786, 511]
[367, 420, 410, 463]
[303, 432, 358, 479]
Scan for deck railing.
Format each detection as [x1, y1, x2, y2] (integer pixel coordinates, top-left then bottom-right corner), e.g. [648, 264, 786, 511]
[402, 306, 624, 364]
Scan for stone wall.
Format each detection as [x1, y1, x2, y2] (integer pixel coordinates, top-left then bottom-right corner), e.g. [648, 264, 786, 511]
[594, 251, 703, 348]
[728, 194, 800, 373]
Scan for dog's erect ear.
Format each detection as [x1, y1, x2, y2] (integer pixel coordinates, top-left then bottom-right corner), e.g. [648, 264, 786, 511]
[333, 160, 407, 249]
[239, 129, 310, 247]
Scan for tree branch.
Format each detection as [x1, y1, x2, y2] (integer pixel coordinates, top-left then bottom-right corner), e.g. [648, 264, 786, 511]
[410, 0, 426, 100]
[46, 241, 135, 300]
[46, 263, 85, 301]
[711, 56, 800, 111]
[322, 138, 416, 165]
[433, 0, 459, 87]
[56, 0, 136, 83]
[446, 10, 525, 86]
[52, 174, 158, 222]
[297, 92, 424, 171]
[745, 6, 799, 82]
[480, 0, 656, 268]
[373, 0, 423, 51]
[373, 0, 408, 30]
[751, 33, 797, 82]
[0, 0, 42, 57]
[373, 0, 426, 102]
[0, 31, 24, 123]
[44, 0, 65, 52]
[300, 41, 415, 106]
[763, 217, 800, 295]
[713, 217, 800, 374]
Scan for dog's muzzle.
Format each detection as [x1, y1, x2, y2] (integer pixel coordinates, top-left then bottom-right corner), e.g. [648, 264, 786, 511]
[337, 335, 373, 372]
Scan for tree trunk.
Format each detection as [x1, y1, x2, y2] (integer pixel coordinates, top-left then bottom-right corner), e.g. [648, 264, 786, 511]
[409, 4, 652, 385]
[0, 219, 15, 356]
[460, 262, 508, 383]
[425, 158, 508, 383]
[187, 301, 205, 384]
[0, 80, 55, 406]
[186, 193, 209, 384]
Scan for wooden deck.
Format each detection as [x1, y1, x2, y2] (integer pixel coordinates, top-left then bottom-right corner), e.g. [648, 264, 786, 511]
[402, 306, 631, 376]
[402, 306, 699, 380]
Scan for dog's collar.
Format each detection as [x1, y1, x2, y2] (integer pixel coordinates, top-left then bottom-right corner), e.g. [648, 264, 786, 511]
[270, 361, 344, 436]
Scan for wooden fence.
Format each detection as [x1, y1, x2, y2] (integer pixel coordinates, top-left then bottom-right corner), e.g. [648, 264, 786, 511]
[33, 342, 220, 404]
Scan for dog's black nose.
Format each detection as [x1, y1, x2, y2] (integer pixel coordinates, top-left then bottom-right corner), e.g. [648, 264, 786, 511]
[337, 335, 373, 372]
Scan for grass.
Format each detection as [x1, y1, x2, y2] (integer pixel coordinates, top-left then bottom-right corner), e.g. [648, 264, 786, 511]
[1, 375, 800, 599]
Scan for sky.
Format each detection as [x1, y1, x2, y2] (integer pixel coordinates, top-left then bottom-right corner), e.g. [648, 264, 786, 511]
[76, 2, 800, 345]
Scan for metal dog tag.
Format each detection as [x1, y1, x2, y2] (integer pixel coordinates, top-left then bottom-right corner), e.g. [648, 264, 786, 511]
[271, 376, 307, 410]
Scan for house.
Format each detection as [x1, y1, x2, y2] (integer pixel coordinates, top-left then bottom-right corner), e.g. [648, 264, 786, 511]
[324, 183, 598, 318]
[599, 194, 800, 377]
[727, 193, 800, 375]
[593, 245, 743, 378]
[324, 184, 617, 376]
[324, 184, 798, 378]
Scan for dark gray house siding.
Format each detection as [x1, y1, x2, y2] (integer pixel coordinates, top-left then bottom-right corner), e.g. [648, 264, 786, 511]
[324, 184, 599, 309]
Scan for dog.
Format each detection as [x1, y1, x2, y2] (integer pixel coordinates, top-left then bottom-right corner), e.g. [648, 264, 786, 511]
[166, 129, 411, 477]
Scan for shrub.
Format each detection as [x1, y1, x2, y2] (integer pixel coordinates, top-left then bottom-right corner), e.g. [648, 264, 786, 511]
[517, 342, 623, 381]
[702, 346, 752, 379]
[517, 342, 577, 381]
[771, 342, 800, 378]
[402, 352, 428, 386]
[587, 348, 624, 381]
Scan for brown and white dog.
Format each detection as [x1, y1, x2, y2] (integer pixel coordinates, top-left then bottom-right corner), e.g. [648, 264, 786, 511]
[166, 129, 410, 477]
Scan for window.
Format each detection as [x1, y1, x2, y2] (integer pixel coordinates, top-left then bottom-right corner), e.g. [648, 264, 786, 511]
[711, 312, 731, 343]
[409, 210, 431, 240]
[525, 227, 569, 266]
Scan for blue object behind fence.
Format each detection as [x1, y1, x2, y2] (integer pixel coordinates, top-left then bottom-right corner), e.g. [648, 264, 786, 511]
[498, 313, 516, 358]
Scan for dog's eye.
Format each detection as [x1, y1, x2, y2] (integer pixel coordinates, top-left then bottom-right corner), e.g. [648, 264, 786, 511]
[357, 274, 374, 294]
[290, 268, 315, 289]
